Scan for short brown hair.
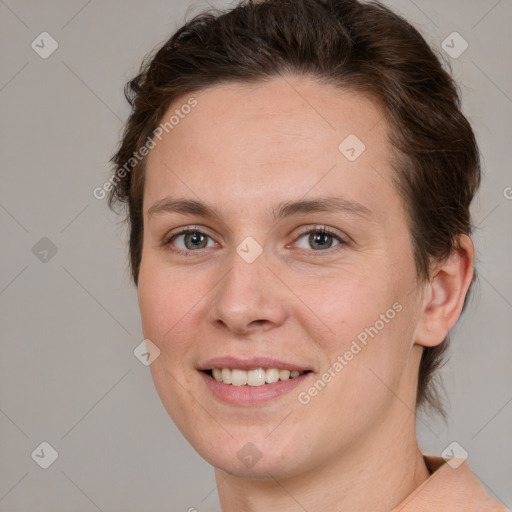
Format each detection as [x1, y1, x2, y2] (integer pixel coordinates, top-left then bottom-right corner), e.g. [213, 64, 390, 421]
[108, 0, 481, 416]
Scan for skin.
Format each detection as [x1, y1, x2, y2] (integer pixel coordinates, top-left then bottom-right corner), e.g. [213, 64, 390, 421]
[137, 75, 474, 511]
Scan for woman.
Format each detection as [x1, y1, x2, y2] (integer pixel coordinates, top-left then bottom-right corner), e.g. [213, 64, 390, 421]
[108, 0, 507, 509]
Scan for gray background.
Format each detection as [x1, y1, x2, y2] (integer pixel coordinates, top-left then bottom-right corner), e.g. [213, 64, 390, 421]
[0, 0, 510, 510]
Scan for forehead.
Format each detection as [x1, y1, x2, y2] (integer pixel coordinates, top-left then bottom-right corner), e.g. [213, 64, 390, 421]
[143, 75, 398, 223]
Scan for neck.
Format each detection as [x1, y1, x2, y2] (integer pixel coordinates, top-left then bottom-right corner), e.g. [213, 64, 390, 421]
[215, 409, 430, 512]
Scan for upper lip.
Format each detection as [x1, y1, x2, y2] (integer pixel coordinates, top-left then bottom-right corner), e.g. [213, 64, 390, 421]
[198, 356, 311, 372]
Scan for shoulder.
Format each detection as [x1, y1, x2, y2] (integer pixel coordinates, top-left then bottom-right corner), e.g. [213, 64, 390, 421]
[392, 455, 509, 512]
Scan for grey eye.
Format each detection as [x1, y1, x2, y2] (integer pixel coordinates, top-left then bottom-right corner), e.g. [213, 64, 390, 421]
[296, 231, 342, 251]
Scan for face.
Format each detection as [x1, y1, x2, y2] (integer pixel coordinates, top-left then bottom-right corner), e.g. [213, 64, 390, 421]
[137, 75, 426, 478]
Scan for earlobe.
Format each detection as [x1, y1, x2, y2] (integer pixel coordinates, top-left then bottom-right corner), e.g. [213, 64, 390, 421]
[414, 235, 475, 348]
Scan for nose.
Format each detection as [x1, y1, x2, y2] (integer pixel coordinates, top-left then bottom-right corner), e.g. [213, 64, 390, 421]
[207, 244, 289, 336]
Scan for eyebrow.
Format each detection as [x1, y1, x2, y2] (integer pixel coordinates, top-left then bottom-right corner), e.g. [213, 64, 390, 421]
[147, 195, 374, 222]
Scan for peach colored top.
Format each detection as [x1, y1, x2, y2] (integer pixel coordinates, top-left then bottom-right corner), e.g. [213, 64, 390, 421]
[392, 455, 509, 511]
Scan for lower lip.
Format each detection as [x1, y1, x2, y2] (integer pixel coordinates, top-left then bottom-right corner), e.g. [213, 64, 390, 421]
[199, 371, 312, 406]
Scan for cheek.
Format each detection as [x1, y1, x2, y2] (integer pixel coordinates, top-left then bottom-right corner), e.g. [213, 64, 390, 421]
[137, 257, 196, 351]
[297, 264, 414, 399]
[137, 259, 203, 425]
[290, 263, 399, 341]
[295, 310, 413, 449]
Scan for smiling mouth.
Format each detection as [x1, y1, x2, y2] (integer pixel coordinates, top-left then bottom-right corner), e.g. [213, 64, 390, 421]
[203, 368, 312, 386]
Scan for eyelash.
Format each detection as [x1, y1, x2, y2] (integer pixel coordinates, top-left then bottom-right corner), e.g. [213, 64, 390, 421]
[163, 225, 349, 258]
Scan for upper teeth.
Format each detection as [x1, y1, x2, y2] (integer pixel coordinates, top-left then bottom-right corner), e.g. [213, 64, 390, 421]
[211, 368, 304, 386]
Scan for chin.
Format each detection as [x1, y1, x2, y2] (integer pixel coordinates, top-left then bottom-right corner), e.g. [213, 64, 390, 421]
[185, 429, 315, 480]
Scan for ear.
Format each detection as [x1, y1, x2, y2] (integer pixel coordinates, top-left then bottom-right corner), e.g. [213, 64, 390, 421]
[414, 235, 475, 348]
